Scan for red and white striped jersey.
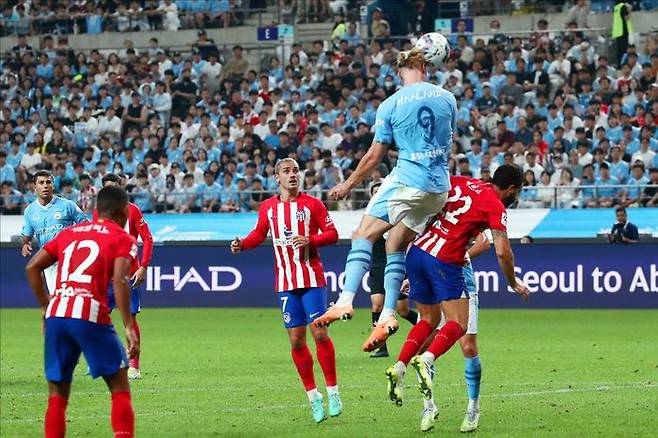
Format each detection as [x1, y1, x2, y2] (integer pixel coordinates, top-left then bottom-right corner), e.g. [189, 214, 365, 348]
[93, 202, 153, 274]
[241, 192, 338, 292]
[43, 220, 137, 324]
[414, 176, 508, 265]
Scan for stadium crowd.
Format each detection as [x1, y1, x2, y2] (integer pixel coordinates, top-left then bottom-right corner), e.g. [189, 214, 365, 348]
[1, 2, 658, 215]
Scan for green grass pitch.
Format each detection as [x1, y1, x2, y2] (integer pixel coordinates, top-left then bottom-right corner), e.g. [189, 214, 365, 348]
[1, 308, 657, 437]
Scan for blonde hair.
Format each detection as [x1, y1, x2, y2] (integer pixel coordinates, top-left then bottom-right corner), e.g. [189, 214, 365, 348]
[274, 157, 299, 174]
[396, 49, 425, 70]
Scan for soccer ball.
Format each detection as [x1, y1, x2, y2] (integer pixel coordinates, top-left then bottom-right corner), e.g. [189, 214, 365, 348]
[414, 32, 451, 67]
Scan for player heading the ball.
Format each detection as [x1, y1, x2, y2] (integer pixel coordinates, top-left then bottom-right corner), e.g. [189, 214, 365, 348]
[313, 42, 456, 353]
[231, 158, 342, 424]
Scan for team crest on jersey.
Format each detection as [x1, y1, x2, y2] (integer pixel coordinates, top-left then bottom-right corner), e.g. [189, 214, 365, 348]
[295, 210, 307, 222]
[282, 312, 291, 324]
[54, 211, 62, 220]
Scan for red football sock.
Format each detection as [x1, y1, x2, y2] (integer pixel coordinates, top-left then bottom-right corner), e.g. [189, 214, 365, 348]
[398, 320, 434, 365]
[111, 391, 134, 438]
[315, 337, 337, 387]
[129, 318, 140, 369]
[426, 320, 465, 359]
[45, 395, 68, 438]
[291, 345, 316, 391]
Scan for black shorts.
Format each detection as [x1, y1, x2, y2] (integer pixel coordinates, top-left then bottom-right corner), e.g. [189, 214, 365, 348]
[368, 264, 408, 300]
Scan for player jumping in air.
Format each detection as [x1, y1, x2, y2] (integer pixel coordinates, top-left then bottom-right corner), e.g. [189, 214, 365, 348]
[21, 170, 87, 294]
[398, 232, 491, 432]
[385, 165, 530, 432]
[94, 174, 153, 380]
[367, 182, 420, 358]
[314, 49, 456, 352]
[230, 158, 342, 423]
[25, 186, 139, 438]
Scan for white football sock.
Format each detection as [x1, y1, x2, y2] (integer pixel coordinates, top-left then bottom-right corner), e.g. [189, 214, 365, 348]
[468, 398, 480, 412]
[326, 385, 339, 395]
[306, 388, 321, 402]
[335, 291, 355, 307]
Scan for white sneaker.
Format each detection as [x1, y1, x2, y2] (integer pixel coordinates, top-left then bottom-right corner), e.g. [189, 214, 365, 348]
[460, 409, 480, 432]
[420, 404, 439, 432]
[127, 367, 142, 380]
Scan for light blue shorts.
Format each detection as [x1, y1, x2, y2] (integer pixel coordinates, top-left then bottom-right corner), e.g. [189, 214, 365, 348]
[365, 174, 448, 234]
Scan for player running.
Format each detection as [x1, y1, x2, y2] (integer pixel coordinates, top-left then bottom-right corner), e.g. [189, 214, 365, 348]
[314, 49, 456, 352]
[385, 165, 530, 432]
[230, 158, 342, 423]
[25, 186, 139, 438]
[94, 173, 153, 380]
[21, 170, 87, 294]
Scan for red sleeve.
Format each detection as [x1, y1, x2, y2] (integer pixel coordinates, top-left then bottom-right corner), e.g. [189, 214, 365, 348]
[132, 205, 153, 267]
[241, 202, 270, 250]
[92, 209, 98, 221]
[483, 194, 508, 233]
[309, 198, 338, 247]
[115, 234, 138, 262]
[43, 236, 59, 259]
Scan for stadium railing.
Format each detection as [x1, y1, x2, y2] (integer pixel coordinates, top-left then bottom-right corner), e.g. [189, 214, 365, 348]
[2, 185, 657, 215]
[0, 6, 277, 37]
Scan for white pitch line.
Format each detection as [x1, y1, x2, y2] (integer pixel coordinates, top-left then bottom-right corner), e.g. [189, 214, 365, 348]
[2, 382, 655, 424]
[1, 380, 650, 399]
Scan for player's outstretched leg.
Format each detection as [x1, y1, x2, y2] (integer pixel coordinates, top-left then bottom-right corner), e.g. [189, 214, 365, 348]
[128, 317, 141, 380]
[366, 223, 419, 351]
[460, 336, 481, 433]
[313, 239, 372, 327]
[312, 326, 342, 417]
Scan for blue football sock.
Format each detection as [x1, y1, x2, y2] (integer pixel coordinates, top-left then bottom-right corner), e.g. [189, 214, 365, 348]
[336, 239, 373, 306]
[464, 355, 482, 400]
[381, 252, 406, 317]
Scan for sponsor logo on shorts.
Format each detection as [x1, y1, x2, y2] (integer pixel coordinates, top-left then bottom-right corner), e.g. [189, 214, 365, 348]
[309, 312, 320, 318]
[282, 312, 292, 323]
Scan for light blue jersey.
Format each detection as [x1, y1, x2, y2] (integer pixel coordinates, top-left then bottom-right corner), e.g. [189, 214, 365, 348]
[374, 82, 455, 193]
[22, 196, 87, 247]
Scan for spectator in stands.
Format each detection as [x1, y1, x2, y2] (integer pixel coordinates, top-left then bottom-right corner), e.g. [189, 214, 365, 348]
[221, 45, 249, 82]
[608, 207, 640, 243]
[565, 0, 590, 29]
[0, 150, 16, 185]
[370, 7, 390, 38]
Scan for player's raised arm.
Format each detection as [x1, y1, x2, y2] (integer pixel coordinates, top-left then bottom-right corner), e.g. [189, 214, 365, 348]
[233, 202, 270, 253]
[330, 102, 391, 200]
[330, 142, 388, 200]
[25, 248, 56, 314]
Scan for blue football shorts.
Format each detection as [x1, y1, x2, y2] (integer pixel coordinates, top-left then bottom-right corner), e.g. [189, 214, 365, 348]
[406, 245, 468, 305]
[44, 317, 128, 382]
[277, 287, 328, 328]
[108, 283, 142, 315]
